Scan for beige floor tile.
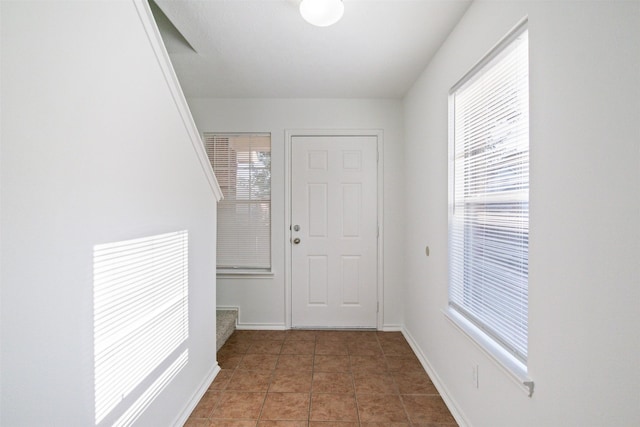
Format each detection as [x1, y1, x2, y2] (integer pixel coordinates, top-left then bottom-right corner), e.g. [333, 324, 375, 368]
[209, 420, 258, 427]
[380, 341, 415, 357]
[227, 370, 272, 392]
[376, 331, 404, 341]
[257, 331, 288, 341]
[310, 393, 359, 422]
[360, 423, 410, 427]
[402, 395, 457, 424]
[190, 391, 221, 418]
[349, 356, 387, 373]
[356, 394, 408, 423]
[347, 341, 383, 357]
[392, 369, 438, 395]
[276, 354, 314, 371]
[281, 340, 316, 355]
[315, 341, 349, 356]
[238, 354, 279, 371]
[269, 371, 313, 393]
[259, 421, 308, 427]
[247, 340, 283, 355]
[210, 391, 265, 420]
[260, 392, 310, 421]
[315, 331, 351, 342]
[209, 369, 234, 391]
[285, 330, 318, 341]
[353, 371, 398, 395]
[219, 341, 252, 354]
[312, 372, 354, 394]
[218, 353, 243, 370]
[384, 355, 422, 372]
[309, 422, 359, 427]
[348, 331, 379, 341]
[314, 355, 350, 372]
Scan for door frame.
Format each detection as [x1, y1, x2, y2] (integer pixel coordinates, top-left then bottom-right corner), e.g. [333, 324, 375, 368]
[284, 129, 384, 330]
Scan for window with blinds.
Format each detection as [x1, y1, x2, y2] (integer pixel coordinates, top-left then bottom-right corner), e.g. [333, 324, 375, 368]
[448, 24, 529, 365]
[204, 133, 271, 271]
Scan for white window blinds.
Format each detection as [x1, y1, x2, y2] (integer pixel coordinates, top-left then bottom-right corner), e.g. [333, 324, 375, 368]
[204, 133, 271, 271]
[449, 26, 529, 364]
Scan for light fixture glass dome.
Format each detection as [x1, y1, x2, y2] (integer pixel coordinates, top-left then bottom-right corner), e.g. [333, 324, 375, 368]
[300, 0, 344, 27]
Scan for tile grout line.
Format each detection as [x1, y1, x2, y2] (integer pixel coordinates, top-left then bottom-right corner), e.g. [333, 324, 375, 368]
[254, 359, 274, 426]
[350, 340, 361, 427]
[308, 336, 316, 426]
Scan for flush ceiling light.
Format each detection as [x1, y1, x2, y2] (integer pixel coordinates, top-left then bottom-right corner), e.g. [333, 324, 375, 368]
[300, 0, 344, 27]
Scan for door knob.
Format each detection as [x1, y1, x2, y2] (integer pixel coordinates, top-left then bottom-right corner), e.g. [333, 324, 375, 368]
[293, 238, 301, 244]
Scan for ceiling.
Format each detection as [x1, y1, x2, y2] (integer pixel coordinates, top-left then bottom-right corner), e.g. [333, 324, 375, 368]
[152, 0, 472, 99]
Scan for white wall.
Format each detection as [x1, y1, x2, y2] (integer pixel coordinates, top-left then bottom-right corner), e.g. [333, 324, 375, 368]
[403, 1, 640, 426]
[1, 1, 219, 425]
[188, 98, 405, 330]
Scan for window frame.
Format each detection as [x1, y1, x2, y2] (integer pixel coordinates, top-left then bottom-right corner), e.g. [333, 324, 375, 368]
[446, 19, 533, 394]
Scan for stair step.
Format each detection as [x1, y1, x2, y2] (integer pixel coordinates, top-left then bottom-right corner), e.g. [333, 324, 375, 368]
[216, 309, 237, 351]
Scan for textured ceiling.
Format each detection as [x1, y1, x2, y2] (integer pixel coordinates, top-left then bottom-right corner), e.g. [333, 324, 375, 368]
[153, 0, 472, 99]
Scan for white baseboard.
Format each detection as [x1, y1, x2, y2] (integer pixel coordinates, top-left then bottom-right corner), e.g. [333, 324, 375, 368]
[401, 326, 469, 427]
[236, 323, 286, 330]
[235, 323, 400, 331]
[172, 362, 221, 427]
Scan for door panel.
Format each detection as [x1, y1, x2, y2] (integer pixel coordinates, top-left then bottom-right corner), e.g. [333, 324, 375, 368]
[308, 256, 328, 305]
[308, 183, 328, 237]
[291, 136, 377, 328]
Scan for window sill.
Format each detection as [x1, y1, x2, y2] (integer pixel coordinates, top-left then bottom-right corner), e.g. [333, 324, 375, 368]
[217, 270, 274, 279]
[443, 307, 534, 397]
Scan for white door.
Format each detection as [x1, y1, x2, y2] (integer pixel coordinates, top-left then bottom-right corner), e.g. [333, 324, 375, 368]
[291, 135, 378, 328]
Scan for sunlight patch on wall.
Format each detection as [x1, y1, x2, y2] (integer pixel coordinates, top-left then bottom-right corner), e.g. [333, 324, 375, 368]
[113, 349, 189, 427]
[93, 230, 189, 425]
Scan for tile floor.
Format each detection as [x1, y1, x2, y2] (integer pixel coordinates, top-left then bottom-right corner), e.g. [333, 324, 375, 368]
[186, 330, 458, 427]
